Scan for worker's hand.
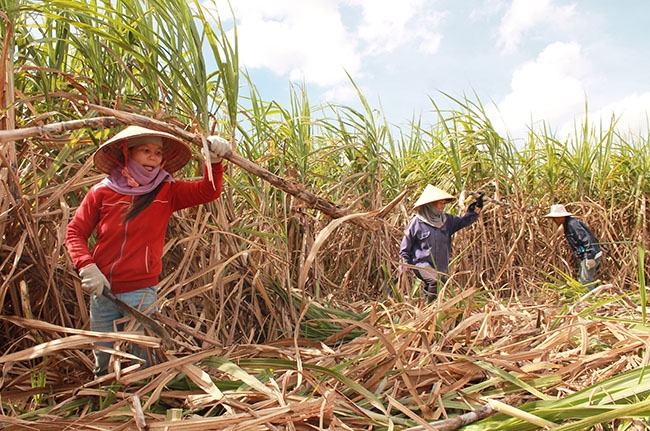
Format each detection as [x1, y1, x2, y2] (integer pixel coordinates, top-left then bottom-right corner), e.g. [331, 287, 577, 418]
[468, 192, 484, 213]
[585, 258, 597, 270]
[204, 135, 232, 163]
[475, 192, 484, 209]
[469, 192, 485, 212]
[79, 264, 109, 296]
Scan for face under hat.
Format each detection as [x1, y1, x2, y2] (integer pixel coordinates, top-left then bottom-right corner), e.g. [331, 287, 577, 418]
[93, 125, 192, 175]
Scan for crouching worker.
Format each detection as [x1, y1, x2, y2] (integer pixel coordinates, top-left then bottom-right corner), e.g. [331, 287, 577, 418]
[544, 204, 602, 288]
[399, 185, 482, 303]
[65, 125, 231, 377]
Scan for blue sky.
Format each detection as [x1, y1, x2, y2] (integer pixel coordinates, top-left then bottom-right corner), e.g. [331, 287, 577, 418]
[210, 0, 650, 143]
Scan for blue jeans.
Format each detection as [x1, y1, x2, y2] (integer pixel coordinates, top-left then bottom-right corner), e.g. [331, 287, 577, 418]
[578, 254, 602, 288]
[90, 286, 157, 376]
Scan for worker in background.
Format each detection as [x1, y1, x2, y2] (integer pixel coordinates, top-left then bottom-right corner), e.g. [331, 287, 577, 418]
[544, 204, 602, 287]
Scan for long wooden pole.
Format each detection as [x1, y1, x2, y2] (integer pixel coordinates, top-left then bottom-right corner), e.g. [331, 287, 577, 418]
[0, 117, 123, 142]
[0, 106, 381, 230]
[84, 104, 380, 230]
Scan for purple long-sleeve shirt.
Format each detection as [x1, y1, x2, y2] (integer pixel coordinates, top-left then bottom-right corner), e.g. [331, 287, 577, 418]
[399, 211, 479, 275]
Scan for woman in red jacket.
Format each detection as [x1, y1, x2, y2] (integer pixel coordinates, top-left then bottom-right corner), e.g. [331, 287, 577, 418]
[66, 125, 231, 377]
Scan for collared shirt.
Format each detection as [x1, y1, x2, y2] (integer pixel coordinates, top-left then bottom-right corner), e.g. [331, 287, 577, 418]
[563, 216, 601, 259]
[399, 210, 479, 275]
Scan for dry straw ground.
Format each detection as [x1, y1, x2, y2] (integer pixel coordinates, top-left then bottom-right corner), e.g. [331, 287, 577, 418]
[1, 152, 649, 430]
[3, 0, 650, 428]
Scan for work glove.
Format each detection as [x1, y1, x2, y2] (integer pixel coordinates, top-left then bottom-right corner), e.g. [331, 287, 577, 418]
[584, 258, 597, 270]
[467, 192, 484, 213]
[204, 135, 232, 163]
[475, 192, 484, 209]
[79, 264, 109, 296]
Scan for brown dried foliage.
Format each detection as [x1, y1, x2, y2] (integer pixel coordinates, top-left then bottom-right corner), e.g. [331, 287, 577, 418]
[1, 132, 649, 430]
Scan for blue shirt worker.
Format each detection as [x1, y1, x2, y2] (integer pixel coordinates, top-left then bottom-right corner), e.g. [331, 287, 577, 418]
[544, 204, 602, 287]
[399, 185, 482, 303]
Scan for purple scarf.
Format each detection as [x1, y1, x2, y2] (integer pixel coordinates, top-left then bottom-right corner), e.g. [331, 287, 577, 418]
[101, 159, 174, 196]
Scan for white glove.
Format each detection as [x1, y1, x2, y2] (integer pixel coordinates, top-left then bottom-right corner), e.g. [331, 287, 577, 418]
[79, 264, 109, 296]
[585, 258, 597, 270]
[204, 135, 232, 162]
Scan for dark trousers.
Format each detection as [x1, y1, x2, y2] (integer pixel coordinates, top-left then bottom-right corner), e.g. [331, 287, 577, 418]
[415, 269, 445, 303]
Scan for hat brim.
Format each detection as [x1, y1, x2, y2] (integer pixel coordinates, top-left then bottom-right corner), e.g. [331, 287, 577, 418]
[93, 128, 192, 175]
[414, 197, 455, 208]
[413, 185, 456, 208]
[544, 211, 573, 217]
[544, 213, 573, 218]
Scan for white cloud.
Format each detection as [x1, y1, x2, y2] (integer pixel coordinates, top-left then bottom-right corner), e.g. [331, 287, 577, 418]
[350, 0, 445, 56]
[490, 39, 650, 142]
[497, 0, 576, 53]
[489, 41, 589, 138]
[224, 1, 361, 86]
[412, 12, 445, 54]
[574, 93, 650, 138]
[212, 0, 446, 89]
[323, 83, 364, 106]
[469, 0, 508, 21]
[202, 0, 648, 144]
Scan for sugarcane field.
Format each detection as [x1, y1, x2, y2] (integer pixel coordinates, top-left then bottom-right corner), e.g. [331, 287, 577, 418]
[2, 1, 650, 430]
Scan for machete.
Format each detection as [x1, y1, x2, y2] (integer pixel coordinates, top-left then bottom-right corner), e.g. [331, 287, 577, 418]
[101, 286, 174, 349]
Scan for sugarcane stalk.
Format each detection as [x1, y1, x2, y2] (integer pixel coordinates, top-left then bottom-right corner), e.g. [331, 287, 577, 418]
[83, 104, 384, 230]
[470, 191, 515, 209]
[0, 106, 382, 230]
[102, 286, 174, 349]
[403, 405, 494, 431]
[0, 117, 123, 142]
[461, 190, 530, 211]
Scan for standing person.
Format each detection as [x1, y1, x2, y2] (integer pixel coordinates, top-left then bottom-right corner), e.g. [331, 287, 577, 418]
[544, 204, 602, 287]
[65, 125, 231, 377]
[399, 185, 482, 303]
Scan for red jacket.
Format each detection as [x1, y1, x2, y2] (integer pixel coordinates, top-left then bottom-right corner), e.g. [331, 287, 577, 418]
[66, 163, 224, 293]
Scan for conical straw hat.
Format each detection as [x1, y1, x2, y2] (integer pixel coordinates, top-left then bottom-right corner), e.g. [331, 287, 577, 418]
[93, 125, 192, 175]
[413, 184, 455, 208]
[544, 204, 573, 217]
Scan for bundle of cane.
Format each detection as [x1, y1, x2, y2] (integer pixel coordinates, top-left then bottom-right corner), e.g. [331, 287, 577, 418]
[458, 190, 520, 211]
